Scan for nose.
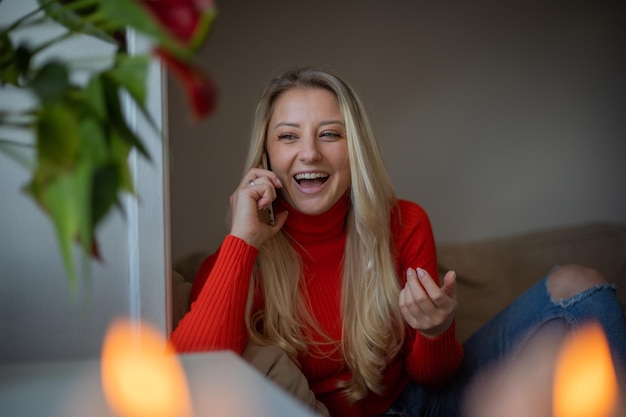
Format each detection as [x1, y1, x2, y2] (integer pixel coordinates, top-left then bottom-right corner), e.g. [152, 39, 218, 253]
[298, 136, 322, 163]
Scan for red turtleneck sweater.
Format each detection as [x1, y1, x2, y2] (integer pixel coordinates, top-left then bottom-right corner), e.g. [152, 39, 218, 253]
[171, 196, 463, 417]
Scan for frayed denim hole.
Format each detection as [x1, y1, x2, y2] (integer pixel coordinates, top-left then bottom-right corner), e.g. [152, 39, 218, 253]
[550, 282, 617, 308]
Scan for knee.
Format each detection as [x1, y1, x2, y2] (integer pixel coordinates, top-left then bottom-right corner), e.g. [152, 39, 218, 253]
[547, 264, 607, 300]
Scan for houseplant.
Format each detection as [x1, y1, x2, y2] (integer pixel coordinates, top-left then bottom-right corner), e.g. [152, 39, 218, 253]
[0, 0, 217, 289]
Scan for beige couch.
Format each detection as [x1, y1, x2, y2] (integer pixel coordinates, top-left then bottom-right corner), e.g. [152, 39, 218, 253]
[438, 222, 626, 341]
[172, 222, 626, 342]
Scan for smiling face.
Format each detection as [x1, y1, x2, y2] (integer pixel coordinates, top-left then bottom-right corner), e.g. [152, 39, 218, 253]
[265, 87, 351, 216]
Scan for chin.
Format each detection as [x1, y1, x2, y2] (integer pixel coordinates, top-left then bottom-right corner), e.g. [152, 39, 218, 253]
[285, 187, 346, 215]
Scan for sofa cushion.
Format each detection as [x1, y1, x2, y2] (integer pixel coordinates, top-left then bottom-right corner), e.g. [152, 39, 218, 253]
[438, 223, 626, 342]
[171, 271, 192, 329]
[174, 251, 208, 283]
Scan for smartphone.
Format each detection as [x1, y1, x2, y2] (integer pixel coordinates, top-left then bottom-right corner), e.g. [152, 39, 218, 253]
[259, 152, 276, 226]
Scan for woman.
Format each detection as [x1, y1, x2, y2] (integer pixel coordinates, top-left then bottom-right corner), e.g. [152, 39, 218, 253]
[171, 67, 626, 417]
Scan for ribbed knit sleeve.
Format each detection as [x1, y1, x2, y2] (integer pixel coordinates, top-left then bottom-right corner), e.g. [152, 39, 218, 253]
[406, 322, 464, 387]
[170, 235, 258, 354]
[392, 200, 438, 279]
[392, 200, 464, 387]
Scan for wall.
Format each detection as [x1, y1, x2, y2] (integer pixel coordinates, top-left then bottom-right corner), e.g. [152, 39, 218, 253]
[169, 0, 626, 262]
[0, 0, 170, 362]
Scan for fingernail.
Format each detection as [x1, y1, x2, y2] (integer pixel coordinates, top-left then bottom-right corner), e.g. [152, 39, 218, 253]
[416, 268, 425, 278]
[407, 268, 414, 277]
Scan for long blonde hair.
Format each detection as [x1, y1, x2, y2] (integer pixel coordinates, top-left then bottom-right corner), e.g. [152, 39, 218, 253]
[243, 68, 405, 402]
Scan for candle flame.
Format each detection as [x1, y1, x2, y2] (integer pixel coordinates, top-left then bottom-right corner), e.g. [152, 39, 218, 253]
[553, 322, 618, 417]
[101, 319, 192, 417]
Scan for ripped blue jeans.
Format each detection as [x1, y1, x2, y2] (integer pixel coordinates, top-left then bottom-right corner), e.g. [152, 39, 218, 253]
[380, 272, 626, 417]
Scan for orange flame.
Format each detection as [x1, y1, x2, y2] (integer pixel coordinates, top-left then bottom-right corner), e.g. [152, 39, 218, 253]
[553, 322, 618, 417]
[101, 319, 193, 417]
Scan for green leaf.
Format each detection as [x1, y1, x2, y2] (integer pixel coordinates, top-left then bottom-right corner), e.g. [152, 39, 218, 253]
[101, 76, 150, 159]
[29, 61, 70, 102]
[91, 162, 119, 226]
[0, 31, 19, 85]
[34, 162, 93, 290]
[82, 76, 107, 120]
[25, 155, 98, 291]
[106, 54, 149, 106]
[78, 116, 107, 164]
[109, 130, 134, 194]
[36, 102, 81, 171]
[104, 59, 162, 137]
[102, 55, 163, 143]
[43, 175, 80, 289]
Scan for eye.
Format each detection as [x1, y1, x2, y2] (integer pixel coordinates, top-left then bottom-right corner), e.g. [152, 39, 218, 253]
[278, 133, 298, 142]
[320, 131, 343, 141]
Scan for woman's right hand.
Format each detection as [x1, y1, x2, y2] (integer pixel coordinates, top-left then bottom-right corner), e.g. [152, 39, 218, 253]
[229, 168, 288, 248]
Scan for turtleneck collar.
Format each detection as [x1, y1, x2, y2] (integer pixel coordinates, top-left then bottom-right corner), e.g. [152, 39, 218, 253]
[275, 194, 350, 244]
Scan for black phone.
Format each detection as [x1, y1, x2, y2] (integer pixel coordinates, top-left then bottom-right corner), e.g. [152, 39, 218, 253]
[260, 152, 276, 226]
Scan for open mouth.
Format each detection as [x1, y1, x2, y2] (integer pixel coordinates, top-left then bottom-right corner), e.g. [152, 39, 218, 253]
[294, 172, 329, 187]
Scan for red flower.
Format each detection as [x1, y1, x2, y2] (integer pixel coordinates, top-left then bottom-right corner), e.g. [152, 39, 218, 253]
[155, 47, 217, 119]
[140, 0, 216, 46]
[139, 0, 218, 118]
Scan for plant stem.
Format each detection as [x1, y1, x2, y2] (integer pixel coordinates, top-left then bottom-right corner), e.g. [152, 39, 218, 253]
[31, 30, 74, 55]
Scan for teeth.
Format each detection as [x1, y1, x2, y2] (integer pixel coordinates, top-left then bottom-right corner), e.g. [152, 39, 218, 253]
[294, 172, 328, 180]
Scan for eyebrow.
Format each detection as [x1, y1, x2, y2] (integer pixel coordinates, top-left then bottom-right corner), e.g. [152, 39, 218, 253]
[273, 120, 345, 129]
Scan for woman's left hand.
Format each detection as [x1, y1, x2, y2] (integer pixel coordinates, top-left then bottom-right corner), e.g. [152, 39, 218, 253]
[399, 268, 458, 338]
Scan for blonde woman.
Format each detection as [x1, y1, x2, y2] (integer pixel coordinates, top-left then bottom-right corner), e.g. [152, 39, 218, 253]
[171, 68, 626, 417]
